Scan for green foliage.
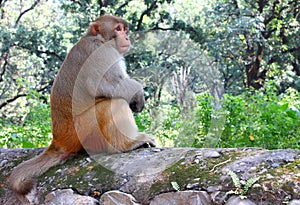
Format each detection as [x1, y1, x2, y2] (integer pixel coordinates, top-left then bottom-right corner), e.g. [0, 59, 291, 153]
[1, 0, 299, 150]
[227, 170, 260, 198]
[227, 170, 241, 189]
[135, 99, 182, 147]
[4, 83, 298, 149]
[220, 84, 300, 149]
[0, 92, 52, 148]
[205, 0, 300, 92]
[171, 181, 181, 191]
[243, 177, 260, 196]
[143, 85, 300, 149]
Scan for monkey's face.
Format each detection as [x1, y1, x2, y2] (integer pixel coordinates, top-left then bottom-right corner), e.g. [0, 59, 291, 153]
[114, 24, 131, 54]
[88, 15, 131, 54]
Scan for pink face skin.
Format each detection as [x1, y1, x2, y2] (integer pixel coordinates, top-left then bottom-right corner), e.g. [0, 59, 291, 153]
[114, 24, 131, 54]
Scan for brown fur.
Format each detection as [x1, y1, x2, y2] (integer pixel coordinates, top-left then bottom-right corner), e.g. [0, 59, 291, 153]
[8, 15, 155, 203]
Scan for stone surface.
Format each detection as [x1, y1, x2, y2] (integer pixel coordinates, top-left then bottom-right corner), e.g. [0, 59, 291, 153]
[100, 190, 140, 205]
[289, 200, 300, 205]
[225, 196, 256, 205]
[1, 148, 300, 205]
[44, 189, 98, 205]
[150, 190, 212, 205]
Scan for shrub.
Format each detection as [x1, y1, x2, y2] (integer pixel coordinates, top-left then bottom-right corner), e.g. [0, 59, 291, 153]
[219, 87, 300, 149]
[0, 94, 52, 148]
[141, 87, 300, 149]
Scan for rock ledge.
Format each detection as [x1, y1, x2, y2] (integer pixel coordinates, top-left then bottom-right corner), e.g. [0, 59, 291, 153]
[0, 148, 299, 204]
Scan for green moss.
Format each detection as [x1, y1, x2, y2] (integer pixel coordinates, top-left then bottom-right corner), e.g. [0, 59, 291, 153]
[0, 150, 43, 198]
[283, 159, 300, 177]
[265, 158, 300, 192]
[39, 153, 116, 195]
[149, 151, 235, 197]
[0, 173, 7, 197]
[12, 151, 41, 165]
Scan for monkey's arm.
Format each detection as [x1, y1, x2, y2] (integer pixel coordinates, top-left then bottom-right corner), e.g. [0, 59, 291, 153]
[85, 62, 144, 112]
[101, 78, 145, 112]
[88, 62, 145, 112]
[78, 44, 145, 112]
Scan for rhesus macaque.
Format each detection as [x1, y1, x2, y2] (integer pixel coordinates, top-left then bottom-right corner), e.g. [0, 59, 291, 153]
[8, 15, 155, 203]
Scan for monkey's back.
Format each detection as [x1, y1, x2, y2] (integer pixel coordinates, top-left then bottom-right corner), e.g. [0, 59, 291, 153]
[50, 36, 106, 116]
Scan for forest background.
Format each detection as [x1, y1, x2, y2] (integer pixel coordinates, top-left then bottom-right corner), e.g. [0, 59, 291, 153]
[0, 0, 299, 149]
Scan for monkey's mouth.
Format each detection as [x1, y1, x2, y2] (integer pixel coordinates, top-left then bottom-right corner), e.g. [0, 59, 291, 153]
[120, 46, 130, 51]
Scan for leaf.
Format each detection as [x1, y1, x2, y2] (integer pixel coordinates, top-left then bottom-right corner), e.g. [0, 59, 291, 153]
[227, 170, 241, 189]
[22, 141, 35, 148]
[243, 176, 260, 195]
[171, 181, 180, 191]
[279, 103, 289, 111]
[286, 110, 297, 119]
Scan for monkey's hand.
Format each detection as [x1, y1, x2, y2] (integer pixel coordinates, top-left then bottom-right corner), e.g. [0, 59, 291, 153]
[129, 89, 145, 113]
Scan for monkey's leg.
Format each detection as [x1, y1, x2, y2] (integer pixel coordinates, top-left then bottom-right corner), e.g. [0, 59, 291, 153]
[74, 98, 155, 153]
[51, 109, 83, 154]
[106, 98, 156, 151]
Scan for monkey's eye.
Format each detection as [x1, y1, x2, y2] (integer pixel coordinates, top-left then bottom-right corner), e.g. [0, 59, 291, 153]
[124, 27, 129, 34]
[115, 25, 122, 31]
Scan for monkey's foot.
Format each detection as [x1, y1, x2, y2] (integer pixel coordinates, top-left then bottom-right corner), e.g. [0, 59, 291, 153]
[130, 134, 156, 150]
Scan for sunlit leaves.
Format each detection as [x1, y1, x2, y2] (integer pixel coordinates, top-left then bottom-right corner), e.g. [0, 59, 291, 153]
[205, 0, 300, 92]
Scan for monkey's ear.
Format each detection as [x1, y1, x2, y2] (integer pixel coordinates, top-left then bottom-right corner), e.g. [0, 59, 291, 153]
[89, 22, 101, 36]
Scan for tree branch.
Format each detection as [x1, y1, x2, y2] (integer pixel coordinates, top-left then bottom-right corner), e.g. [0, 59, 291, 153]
[116, 0, 131, 14]
[35, 50, 64, 62]
[0, 0, 8, 10]
[268, 46, 300, 66]
[136, 1, 157, 31]
[292, 61, 300, 76]
[0, 52, 9, 82]
[148, 26, 176, 32]
[70, 0, 82, 6]
[0, 80, 53, 110]
[17, 44, 64, 62]
[14, 0, 40, 27]
[264, 0, 283, 26]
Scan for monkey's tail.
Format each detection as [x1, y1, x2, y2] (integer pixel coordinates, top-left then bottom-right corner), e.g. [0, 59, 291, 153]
[8, 146, 64, 196]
